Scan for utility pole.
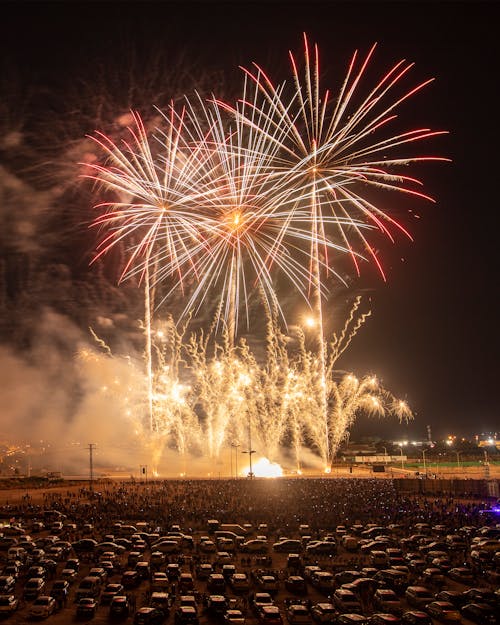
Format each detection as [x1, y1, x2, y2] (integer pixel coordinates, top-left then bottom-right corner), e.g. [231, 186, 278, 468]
[88, 444, 95, 492]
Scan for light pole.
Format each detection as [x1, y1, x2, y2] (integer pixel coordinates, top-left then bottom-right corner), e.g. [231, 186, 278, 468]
[383, 447, 388, 465]
[422, 448, 427, 477]
[484, 449, 490, 479]
[242, 449, 255, 478]
[456, 451, 461, 471]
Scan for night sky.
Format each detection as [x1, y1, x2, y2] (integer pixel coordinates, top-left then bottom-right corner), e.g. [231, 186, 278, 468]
[1, 1, 498, 443]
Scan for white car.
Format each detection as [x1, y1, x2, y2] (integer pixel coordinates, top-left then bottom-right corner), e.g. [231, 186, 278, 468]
[29, 595, 56, 618]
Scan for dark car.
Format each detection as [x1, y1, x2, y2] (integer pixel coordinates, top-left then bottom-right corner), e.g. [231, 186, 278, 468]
[401, 612, 432, 625]
[207, 595, 229, 617]
[50, 579, 70, 601]
[175, 606, 200, 625]
[368, 614, 401, 625]
[257, 605, 283, 625]
[252, 593, 275, 615]
[435, 591, 465, 609]
[134, 607, 166, 624]
[102, 583, 125, 604]
[447, 567, 474, 584]
[72, 539, 98, 553]
[306, 541, 337, 555]
[122, 570, 141, 588]
[0, 576, 16, 595]
[460, 603, 497, 625]
[76, 597, 98, 618]
[425, 601, 461, 622]
[405, 587, 434, 608]
[110, 595, 131, 618]
[207, 573, 226, 593]
[335, 615, 367, 625]
[0, 594, 19, 615]
[23, 577, 45, 600]
[335, 571, 364, 586]
[286, 576, 308, 595]
[461, 589, 497, 607]
[311, 603, 337, 624]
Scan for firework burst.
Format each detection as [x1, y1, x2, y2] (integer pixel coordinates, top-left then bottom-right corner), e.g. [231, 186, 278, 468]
[231, 34, 448, 279]
[153, 93, 365, 342]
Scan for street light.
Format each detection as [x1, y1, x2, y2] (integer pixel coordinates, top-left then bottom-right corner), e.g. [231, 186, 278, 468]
[242, 449, 256, 478]
[398, 442, 407, 469]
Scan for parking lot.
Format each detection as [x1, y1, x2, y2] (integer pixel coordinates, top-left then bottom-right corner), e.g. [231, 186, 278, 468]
[0, 478, 498, 625]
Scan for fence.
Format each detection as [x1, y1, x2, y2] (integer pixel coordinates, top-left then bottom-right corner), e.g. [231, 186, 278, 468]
[393, 477, 499, 498]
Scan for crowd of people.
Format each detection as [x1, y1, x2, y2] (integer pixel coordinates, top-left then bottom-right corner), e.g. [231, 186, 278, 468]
[3, 478, 495, 537]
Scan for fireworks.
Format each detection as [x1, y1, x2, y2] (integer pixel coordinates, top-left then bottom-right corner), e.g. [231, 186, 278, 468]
[83, 37, 445, 473]
[232, 34, 448, 279]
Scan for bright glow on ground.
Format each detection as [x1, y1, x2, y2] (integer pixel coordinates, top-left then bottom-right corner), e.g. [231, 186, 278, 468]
[242, 457, 283, 478]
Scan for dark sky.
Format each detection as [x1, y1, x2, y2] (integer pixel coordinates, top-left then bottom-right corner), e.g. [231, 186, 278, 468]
[2, 0, 499, 442]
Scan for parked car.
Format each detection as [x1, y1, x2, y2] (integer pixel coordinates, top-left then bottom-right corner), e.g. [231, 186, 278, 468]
[152, 572, 170, 591]
[122, 570, 141, 589]
[101, 582, 125, 604]
[60, 568, 78, 584]
[435, 591, 465, 609]
[0, 594, 19, 615]
[460, 603, 497, 625]
[207, 573, 226, 593]
[335, 615, 367, 625]
[311, 571, 335, 594]
[109, 595, 131, 618]
[241, 539, 268, 553]
[286, 576, 308, 595]
[401, 612, 433, 625]
[448, 567, 474, 583]
[257, 574, 279, 593]
[0, 576, 16, 594]
[252, 593, 275, 614]
[368, 614, 401, 625]
[50, 579, 70, 601]
[29, 595, 56, 618]
[425, 602, 461, 622]
[306, 541, 337, 555]
[286, 603, 311, 624]
[461, 589, 497, 606]
[332, 589, 362, 614]
[231, 573, 250, 593]
[258, 605, 283, 625]
[372, 589, 403, 614]
[207, 595, 228, 617]
[273, 539, 302, 553]
[311, 603, 336, 624]
[76, 596, 98, 618]
[175, 605, 199, 625]
[225, 609, 246, 625]
[405, 587, 434, 608]
[23, 577, 46, 601]
[134, 606, 166, 624]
